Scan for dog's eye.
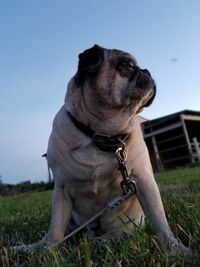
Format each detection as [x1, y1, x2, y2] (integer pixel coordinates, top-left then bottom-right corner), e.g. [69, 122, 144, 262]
[120, 60, 135, 70]
[118, 59, 135, 77]
[125, 60, 135, 70]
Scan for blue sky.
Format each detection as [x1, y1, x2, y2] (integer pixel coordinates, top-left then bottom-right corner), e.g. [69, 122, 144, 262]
[0, 0, 200, 184]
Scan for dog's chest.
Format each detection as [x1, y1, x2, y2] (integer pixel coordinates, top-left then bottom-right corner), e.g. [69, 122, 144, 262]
[69, 144, 117, 177]
[68, 145, 121, 194]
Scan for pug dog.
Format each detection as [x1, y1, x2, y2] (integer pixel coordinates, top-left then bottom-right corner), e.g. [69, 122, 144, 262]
[15, 45, 189, 254]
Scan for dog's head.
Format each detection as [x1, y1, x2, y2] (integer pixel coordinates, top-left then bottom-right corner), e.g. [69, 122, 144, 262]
[74, 44, 156, 114]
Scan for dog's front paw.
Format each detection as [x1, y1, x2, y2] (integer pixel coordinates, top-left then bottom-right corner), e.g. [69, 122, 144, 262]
[11, 240, 46, 252]
[169, 241, 192, 257]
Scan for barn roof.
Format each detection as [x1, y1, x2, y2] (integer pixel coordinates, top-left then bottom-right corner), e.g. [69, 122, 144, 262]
[143, 109, 200, 129]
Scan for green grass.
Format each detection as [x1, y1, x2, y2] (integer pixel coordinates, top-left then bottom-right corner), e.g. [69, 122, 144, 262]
[0, 166, 200, 266]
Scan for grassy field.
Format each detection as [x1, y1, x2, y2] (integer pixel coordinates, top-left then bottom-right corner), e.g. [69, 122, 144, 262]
[0, 166, 200, 266]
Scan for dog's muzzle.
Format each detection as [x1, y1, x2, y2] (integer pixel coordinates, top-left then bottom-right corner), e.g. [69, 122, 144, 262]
[135, 68, 155, 90]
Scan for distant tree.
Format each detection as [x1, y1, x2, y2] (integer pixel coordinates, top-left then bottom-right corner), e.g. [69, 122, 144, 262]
[0, 174, 2, 184]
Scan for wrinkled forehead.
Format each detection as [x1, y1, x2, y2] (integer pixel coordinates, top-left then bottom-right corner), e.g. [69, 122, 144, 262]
[104, 48, 137, 65]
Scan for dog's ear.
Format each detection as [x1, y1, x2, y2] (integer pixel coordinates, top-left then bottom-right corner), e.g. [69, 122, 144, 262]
[78, 44, 104, 73]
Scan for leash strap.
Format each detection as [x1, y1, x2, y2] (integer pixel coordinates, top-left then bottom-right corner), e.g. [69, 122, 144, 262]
[49, 142, 137, 248]
[48, 191, 132, 248]
[13, 113, 137, 252]
[12, 192, 132, 252]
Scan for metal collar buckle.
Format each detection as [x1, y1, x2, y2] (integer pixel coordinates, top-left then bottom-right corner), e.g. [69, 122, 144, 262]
[92, 133, 128, 152]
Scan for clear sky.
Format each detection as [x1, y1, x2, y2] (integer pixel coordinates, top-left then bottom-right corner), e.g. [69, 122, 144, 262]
[0, 0, 200, 184]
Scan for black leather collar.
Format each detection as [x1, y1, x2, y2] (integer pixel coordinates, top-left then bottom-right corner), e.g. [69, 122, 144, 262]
[67, 111, 129, 152]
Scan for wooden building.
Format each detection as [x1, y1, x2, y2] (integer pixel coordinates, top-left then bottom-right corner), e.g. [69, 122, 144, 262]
[142, 110, 200, 171]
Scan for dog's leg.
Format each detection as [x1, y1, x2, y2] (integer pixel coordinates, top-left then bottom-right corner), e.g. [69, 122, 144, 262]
[133, 169, 189, 255]
[43, 184, 73, 245]
[12, 185, 72, 252]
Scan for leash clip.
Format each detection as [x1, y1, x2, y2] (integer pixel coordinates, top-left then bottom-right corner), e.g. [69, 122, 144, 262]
[121, 179, 136, 195]
[116, 147, 129, 181]
[116, 141, 137, 196]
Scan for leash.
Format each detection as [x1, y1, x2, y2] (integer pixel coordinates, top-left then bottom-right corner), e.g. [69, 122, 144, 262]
[48, 137, 137, 248]
[12, 192, 134, 252]
[50, 191, 133, 248]
[13, 114, 137, 252]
